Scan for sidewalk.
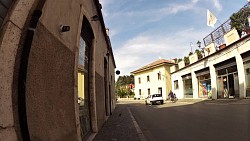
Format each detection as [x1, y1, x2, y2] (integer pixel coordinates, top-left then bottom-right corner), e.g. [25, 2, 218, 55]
[93, 103, 144, 141]
[176, 98, 250, 105]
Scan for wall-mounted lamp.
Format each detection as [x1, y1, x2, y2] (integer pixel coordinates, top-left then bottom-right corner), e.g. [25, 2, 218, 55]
[91, 15, 99, 21]
[60, 25, 70, 32]
[106, 51, 110, 56]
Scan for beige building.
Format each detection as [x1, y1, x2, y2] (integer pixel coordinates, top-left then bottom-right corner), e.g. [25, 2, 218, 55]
[131, 59, 176, 100]
[0, 0, 116, 140]
[171, 21, 250, 100]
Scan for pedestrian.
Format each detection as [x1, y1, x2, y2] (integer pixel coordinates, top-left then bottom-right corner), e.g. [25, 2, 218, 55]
[168, 90, 174, 102]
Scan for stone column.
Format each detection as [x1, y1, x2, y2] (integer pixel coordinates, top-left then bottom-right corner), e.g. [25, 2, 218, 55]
[191, 71, 199, 99]
[235, 50, 246, 98]
[209, 65, 217, 99]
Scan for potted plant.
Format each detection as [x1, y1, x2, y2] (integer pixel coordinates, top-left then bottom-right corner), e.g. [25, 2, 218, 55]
[184, 56, 190, 66]
[230, 6, 250, 37]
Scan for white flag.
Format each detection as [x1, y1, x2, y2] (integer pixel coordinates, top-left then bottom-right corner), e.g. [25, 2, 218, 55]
[207, 9, 217, 27]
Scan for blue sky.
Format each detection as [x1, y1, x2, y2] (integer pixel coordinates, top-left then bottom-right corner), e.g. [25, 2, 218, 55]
[99, 0, 248, 76]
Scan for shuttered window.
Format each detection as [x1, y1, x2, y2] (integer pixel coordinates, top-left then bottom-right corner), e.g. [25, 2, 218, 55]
[0, 0, 14, 28]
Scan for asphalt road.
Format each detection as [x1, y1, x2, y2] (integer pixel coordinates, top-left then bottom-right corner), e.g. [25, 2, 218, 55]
[127, 100, 250, 141]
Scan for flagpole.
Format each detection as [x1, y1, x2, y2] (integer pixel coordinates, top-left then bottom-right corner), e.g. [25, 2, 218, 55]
[217, 19, 222, 25]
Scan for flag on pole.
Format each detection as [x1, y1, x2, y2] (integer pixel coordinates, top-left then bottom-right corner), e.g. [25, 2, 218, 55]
[207, 9, 217, 27]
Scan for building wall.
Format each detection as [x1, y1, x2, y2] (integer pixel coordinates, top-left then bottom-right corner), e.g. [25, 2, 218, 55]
[134, 65, 172, 100]
[0, 0, 36, 140]
[0, 0, 116, 140]
[171, 35, 250, 99]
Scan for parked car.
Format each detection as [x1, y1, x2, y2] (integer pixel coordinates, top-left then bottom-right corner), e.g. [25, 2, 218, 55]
[145, 94, 164, 105]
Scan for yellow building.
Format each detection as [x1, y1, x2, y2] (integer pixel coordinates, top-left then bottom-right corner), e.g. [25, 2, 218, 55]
[131, 59, 176, 100]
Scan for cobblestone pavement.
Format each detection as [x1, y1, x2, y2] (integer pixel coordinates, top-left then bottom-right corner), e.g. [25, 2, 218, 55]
[93, 103, 142, 141]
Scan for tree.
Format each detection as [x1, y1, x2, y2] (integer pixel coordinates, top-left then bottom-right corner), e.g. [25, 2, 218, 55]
[230, 7, 250, 37]
[117, 88, 127, 98]
[116, 75, 134, 87]
[115, 75, 135, 98]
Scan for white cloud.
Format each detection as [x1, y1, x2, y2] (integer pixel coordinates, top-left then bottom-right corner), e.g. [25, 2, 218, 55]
[103, 0, 203, 38]
[114, 27, 209, 76]
[212, 0, 222, 11]
[159, 0, 199, 15]
[104, 0, 201, 24]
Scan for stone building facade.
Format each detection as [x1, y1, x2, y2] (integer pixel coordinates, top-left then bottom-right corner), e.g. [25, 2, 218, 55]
[0, 0, 116, 140]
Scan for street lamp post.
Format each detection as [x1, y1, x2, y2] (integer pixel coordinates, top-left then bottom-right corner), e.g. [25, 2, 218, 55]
[190, 42, 194, 52]
[197, 40, 207, 57]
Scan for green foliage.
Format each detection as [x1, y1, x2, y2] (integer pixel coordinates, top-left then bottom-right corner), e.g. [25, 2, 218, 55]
[188, 52, 193, 56]
[177, 58, 182, 62]
[184, 56, 190, 65]
[230, 7, 250, 36]
[116, 88, 129, 98]
[195, 49, 203, 59]
[115, 75, 134, 98]
[116, 75, 134, 87]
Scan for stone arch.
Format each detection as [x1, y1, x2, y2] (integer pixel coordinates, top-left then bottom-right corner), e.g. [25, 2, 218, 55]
[0, 0, 38, 140]
[77, 16, 95, 139]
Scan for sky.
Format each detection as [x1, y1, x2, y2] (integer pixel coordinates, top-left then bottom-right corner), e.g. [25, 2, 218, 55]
[99, 0, 248, 77]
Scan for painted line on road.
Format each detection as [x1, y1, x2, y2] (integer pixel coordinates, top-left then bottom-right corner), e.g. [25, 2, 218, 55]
[127, 107, 147, 141]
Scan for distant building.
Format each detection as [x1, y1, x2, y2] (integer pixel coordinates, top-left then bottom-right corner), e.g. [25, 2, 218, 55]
[131, 59, 176, 100]
[171, 20, 250, 100]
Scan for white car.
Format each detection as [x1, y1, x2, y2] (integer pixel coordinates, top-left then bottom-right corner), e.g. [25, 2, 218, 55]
[145, 94, 164, 105]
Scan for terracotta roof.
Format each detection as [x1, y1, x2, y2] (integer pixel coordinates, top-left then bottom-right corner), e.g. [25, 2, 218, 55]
[131, 59, 176, 74]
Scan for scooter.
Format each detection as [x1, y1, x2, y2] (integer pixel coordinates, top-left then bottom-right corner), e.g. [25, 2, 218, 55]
[170, 94, 178, 102]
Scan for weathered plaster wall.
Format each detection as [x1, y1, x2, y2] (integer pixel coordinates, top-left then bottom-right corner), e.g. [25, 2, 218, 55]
[26, 23, 77, 140]
[0, 0, 37, 140]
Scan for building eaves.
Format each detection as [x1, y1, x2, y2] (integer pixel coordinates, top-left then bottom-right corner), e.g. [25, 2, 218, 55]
[171, 34, 250, 74]
[131, 59, 176, 74]
[94, 0, 116, 68]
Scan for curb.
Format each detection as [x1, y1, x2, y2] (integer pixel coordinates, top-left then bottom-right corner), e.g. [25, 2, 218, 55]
[127, 107, 147, 141]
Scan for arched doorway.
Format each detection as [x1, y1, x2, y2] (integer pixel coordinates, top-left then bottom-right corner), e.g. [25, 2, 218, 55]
[78, 16, 94, 139]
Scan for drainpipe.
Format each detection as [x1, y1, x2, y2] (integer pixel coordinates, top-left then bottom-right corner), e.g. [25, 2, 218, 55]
[106, 51, 112, 115]
[18, 0, 46, 140]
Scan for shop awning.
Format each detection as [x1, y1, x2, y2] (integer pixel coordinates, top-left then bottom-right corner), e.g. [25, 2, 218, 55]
[214, 57, 236, 71]
[195, 67, 210, 77]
